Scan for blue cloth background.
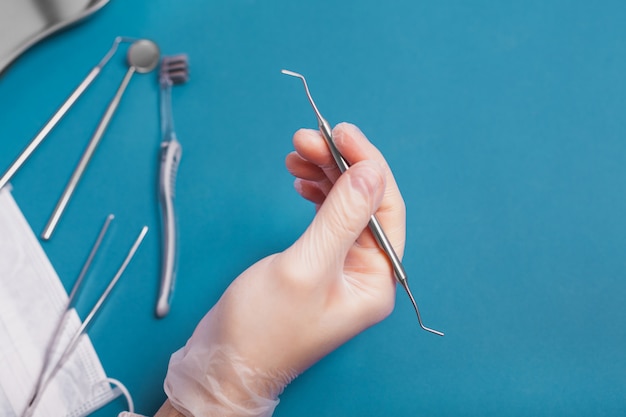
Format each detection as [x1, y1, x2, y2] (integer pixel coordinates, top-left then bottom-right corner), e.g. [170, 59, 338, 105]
[1, 1, 625, 415]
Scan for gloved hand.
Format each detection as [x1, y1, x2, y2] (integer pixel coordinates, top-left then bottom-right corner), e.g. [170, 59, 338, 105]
[164, 123, 406, 417]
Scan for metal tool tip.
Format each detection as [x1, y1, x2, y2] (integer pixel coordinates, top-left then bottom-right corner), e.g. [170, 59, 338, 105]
[401, 280, 444, 336]
[423, 326, 445, 337]
[281, 69, 303, 78]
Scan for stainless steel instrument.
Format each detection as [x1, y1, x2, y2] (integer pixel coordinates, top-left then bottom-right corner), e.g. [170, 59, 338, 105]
[0, 37, 126, 192]
[0, 0, 110, 75]
[282, 69, 444, 336]
[22, 218, 148, 417]
[41, 39, 160, 240]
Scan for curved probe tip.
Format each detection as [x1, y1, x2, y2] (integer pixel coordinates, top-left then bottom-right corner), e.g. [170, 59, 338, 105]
[281, 69, 302, 78]
[422, 325, 445, 337]
[403, 281, 444, 336]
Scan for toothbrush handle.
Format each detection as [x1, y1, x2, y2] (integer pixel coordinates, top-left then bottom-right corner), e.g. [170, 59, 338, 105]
[156, 138, 182, 318]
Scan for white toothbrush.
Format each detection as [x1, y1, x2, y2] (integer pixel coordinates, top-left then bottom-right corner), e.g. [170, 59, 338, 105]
[156, 54, 189, 318]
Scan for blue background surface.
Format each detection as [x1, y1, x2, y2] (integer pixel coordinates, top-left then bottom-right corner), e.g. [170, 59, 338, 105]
[1, 1, 626, 416]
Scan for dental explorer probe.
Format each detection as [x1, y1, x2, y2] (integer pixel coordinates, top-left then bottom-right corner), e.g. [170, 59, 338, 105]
[282, 69, 444, 336]
[41, 39, 160, 240]
[22, 225, 149, 417]
[0, 37, 137, 191]
[25, 214, 114, 417]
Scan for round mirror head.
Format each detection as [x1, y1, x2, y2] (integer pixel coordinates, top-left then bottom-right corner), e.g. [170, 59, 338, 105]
[127, 39, 160, 73]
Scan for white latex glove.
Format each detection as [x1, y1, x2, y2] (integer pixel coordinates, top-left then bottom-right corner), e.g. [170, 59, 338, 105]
[164, 123, 406, 417]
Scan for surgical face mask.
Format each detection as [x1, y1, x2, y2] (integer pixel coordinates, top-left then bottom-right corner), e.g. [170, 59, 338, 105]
[0, 188, 128, 417]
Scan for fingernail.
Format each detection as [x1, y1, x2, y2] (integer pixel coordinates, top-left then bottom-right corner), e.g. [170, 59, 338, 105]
[293, 179, 303, 194]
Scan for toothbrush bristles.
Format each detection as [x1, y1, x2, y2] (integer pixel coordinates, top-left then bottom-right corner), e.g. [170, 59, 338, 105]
[160, 54, 189, 85]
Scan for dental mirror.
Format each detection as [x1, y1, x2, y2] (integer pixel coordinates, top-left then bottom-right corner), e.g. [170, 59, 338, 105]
[127, 39, 160, 73]
[41, 39, 160, 240]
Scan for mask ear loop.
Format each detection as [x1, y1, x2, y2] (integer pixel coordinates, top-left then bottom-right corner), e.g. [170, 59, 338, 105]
[105, 378, 135, 413]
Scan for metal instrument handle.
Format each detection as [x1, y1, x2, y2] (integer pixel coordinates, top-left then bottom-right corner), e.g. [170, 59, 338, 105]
[41, 66, 136, 240]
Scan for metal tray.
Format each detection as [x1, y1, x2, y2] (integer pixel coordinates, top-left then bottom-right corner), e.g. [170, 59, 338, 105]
[0, 0, 110, 75]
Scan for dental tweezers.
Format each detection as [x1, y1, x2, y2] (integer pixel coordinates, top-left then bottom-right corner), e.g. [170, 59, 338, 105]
[282, 69, 443, 336]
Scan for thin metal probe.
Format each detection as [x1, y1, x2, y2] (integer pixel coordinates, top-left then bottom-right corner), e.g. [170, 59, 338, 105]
[0, 37, 125, 191]
[23, 214, 114, 417]
[70, 225, 148, 344]
[41, 67, 136, 240]
[41, 39, 160, 240]
[282, 69, 443, 336]
[67, 214, 115, 302]
[23, 225, 148, 417]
